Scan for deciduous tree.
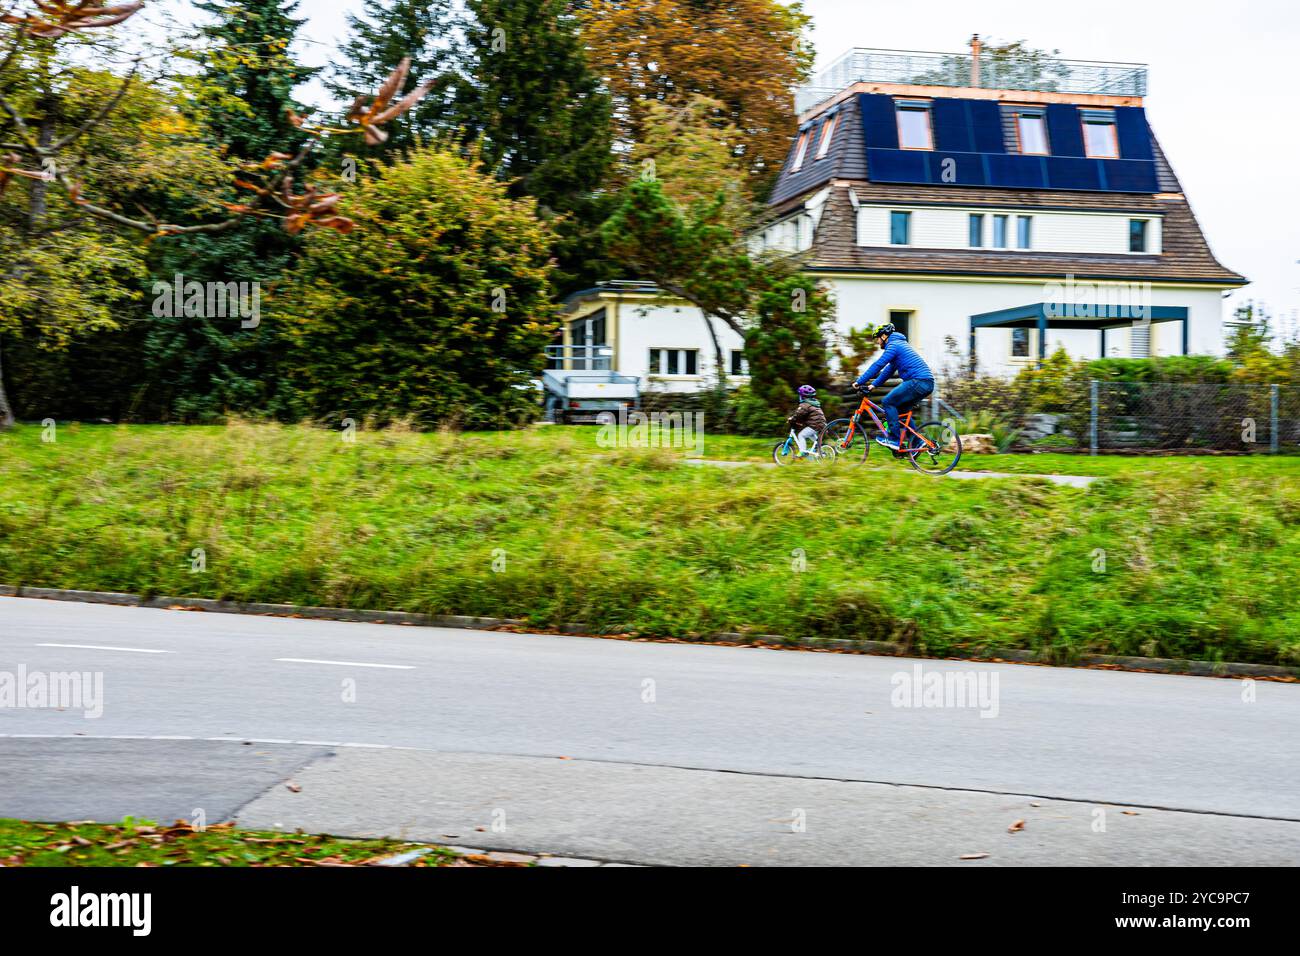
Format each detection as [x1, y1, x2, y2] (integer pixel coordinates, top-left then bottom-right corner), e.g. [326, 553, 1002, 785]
[578, 0, 814, 194]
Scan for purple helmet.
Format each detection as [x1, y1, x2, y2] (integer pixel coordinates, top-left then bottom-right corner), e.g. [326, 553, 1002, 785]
[797, 385, 816, 398]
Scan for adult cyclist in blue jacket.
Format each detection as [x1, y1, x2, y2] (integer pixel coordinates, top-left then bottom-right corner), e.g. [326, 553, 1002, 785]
[853, 323, 935, 451]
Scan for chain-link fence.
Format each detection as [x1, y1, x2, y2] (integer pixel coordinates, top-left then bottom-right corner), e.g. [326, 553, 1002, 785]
[939, 379, 1298, 454]
[637, 380, 1299, 454]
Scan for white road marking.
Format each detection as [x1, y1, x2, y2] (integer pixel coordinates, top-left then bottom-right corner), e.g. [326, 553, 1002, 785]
[35, 643, 170, 654]
[274, 657, 414, 670]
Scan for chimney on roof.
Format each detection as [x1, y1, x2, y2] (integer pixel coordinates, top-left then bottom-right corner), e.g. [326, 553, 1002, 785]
[970, 34, 982, 86]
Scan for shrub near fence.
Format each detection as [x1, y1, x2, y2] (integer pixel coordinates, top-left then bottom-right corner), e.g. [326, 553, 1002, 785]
[1093, 381, 1282, 452]
[937, 351, 1299, 454]
[940, 379, 1295, 454]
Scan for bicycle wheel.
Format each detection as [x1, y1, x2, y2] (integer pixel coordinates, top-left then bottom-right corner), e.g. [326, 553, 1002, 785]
[820, 418, 870, 464]
[907, 421, 961, 476]
[772, 439, 796, 466]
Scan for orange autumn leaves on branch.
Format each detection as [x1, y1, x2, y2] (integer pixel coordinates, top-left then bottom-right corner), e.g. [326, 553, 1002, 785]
[0, 3, 432, 237]
[341, 56, 434, 147]
[256, 56, 434, 234]
[0, 151, 48, 195]
[0, 1, 142, 39]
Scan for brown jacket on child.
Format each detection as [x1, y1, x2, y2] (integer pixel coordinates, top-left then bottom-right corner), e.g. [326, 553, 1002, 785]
[786, 398, 826, 433]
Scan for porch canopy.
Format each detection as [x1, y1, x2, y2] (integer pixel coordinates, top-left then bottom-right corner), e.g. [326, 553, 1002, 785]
[969, 302, 1189, 363]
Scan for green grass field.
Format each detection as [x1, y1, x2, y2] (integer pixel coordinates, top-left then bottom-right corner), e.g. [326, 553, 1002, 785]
[1, 422, 1297, 665]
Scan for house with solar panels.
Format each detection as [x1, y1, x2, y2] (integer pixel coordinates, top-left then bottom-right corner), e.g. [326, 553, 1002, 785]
[557, 40, 1245, 406]
[759, 40, 1246, 376]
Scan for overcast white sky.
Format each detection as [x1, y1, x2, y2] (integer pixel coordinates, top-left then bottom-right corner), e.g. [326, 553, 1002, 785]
[163, 0, 1300, 336]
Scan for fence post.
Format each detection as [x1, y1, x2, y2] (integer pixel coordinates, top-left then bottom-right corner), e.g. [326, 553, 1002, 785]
[1089, 379, 1099, 456]
[931, 391, 938, 422]
[1271, 384, 1279, 455]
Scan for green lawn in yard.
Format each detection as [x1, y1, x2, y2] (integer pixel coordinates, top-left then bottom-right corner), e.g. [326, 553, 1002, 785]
[1, 422, 1297, 665]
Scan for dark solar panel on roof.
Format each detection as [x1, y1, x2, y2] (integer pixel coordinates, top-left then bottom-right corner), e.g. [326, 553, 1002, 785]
[1045, 104, 1086, 157]
[867, 147, 930, 183]
[927, 151, 987, 186]
[986, 153, 1048, 189]
[1047, 156, 1102, 190]
[1102, 159, 1160, 192]
[931, 98, 974, 153]
[1115, 107, 1155, 161]
[968, 100, 1007, 154]
[859, 93, 899, 150]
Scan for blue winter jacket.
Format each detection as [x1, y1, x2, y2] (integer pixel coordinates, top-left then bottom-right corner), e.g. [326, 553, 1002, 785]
[855, 332, 934, 389]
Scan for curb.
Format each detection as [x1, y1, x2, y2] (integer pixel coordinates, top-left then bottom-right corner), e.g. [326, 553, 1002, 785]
[370, 845, 638, 867]
[3, 585, 1297, 681]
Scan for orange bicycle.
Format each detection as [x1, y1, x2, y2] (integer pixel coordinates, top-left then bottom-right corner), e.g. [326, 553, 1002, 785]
[820, 388, 962, 475]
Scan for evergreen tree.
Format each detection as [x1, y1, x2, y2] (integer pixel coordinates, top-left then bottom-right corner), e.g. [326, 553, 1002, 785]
[328, 0, 461, 160]
[271, 146, 559, 428]
[457, 0, 614, 292]
[143, 0, 318, 420]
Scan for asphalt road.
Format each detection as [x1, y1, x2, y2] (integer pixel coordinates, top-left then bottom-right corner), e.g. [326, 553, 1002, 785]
[2, 596, 1298, 865]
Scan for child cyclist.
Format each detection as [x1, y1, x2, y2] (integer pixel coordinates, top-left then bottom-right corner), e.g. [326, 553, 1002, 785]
[786, 384, 827, 458]
[854, 323, 935, 451]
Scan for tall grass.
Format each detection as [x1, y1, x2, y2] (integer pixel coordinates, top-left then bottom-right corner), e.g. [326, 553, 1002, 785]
[1, 422, 1298, 665]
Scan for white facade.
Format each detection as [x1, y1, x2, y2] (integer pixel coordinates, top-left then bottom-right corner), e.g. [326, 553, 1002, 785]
[855, 203, 1163, 256]
[820, 275, 1226, 378]
[563, 293, 747, 396]
[565, 275, 1227, 389]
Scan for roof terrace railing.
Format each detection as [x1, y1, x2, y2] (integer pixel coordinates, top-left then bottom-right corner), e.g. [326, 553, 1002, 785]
[795, 47, 1148, 113]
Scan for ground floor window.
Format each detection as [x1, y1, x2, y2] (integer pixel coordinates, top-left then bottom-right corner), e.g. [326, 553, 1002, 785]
[1011, 328, 1030, 357]
[649, 348, 699, 375]
[888, 310, 913, 339]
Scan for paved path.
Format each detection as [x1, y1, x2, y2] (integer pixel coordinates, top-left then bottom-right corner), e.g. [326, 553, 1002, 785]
[1, 597, 1295, 865]
[686, 458, 1099, 486]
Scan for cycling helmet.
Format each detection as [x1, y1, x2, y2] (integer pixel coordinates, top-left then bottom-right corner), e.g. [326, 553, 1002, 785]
[797, 384, 816, 397]
[871, 322, 896, 340]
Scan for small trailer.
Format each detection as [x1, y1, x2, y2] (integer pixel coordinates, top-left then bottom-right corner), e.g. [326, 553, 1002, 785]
[541, 344, 640, 424]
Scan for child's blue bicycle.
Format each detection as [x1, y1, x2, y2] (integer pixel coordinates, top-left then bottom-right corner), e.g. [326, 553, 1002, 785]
[772, 429, 838, 466]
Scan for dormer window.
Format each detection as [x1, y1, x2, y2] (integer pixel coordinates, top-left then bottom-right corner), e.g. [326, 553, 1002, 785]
[791, 129, 811, 171]
[895, 100, 933, 150]
[1013, 108, 1049, 155]
[1081, 109, 1119, 159]
[815, 113, 838, 160]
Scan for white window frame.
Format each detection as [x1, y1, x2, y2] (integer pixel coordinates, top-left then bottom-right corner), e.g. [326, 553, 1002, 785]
[649, 348, 700, 378]
[815, 113, 838, 159]
[1014, 109, 1050, 155]
[1016, 214, 1033, 250]
[791, 130, 810, 171]
[895, 100, 934, 150]
[992, 214, 1009, 249]
[1081, 110, 1120, 159]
